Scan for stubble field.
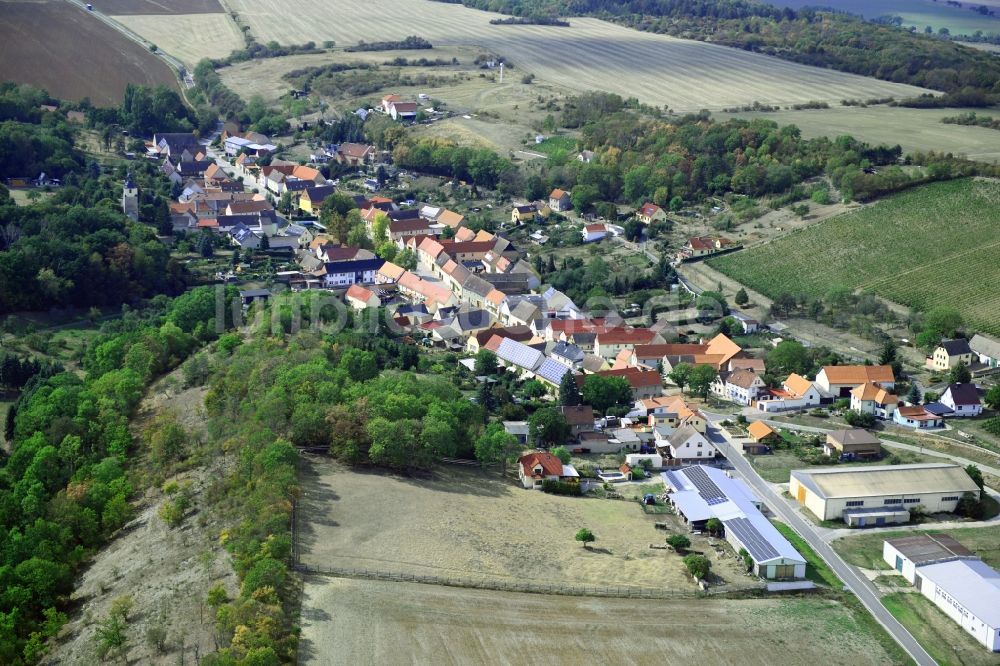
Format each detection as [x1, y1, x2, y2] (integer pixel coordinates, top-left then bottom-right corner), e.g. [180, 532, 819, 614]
[708, 178, 1000, 337]
[113, 13, 245, 66]
[298, 577, 900, 665]
[0, 1, 179, 104]
[296, 457, 754, 588]
[88, 0, 224, 12]
[220, 0, 931, 111]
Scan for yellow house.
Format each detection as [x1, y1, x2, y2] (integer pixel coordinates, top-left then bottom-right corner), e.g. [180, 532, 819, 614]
[511, 204, 538, 224]
[637, 202, 667, 224]
[930, 339, 974, 371]
[299, 184, 336, 216]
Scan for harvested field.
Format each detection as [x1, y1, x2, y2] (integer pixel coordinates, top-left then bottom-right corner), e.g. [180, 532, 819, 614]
[708, 178, 1000, 336]
[299, 577, 899, 665]
[91, 0, 223, 13]
[768, 0, 1000, 35]
[297, 457, 752, 589]
[224, 0, 932, 111]
[0, 1, 178, 104]
[722, 106, 1000, 163]
[113, 13, 245, 67]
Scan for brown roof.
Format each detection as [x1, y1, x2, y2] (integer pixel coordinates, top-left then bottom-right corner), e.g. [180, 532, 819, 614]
[597, 328, 659, 346]
[339, 142, 373, 159]
[227, 200, 273, 214]
[559, 405, 594, 427]
[885, 534, 975, 564]
[550, 188, 568, 199]
[725, 369, 760, 389]
[826, 429, 881, 448]
[729, 358, 765, 373]
[392, 102, 419, 113]
[821, 365, 895, 386]
[473, 326, 533, 348]
[437, 209, 465, 229]
[378, 261, 406, 280]
[896, 405, 938, 421]
[634, 343, 705, 358]
[519, 451, 564, 478]
[346, 284, 375, 303]
[591, 367, 662, 389]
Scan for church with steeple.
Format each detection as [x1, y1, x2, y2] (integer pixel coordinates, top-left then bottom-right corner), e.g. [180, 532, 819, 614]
[122, 174, 139, 221]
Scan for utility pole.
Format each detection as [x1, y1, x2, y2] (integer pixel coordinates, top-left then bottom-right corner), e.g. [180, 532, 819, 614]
[499, 62, 504, 83]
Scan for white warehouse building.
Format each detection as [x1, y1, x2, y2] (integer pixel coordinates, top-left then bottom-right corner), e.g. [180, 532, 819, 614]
[883, 534, 1000, 652]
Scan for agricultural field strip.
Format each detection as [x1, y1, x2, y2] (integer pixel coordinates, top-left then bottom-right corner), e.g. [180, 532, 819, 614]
[111, 14, 246, 67]
[708, 179, 1000, 336]
[223, 0, 930, 111]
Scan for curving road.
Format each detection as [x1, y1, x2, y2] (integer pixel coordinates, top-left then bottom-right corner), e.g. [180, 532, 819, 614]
[705, 421, 937, 666]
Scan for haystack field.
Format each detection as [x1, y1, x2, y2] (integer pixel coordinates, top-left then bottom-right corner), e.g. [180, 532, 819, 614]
[223, 0, 932, 111]
[0, 1, 178, 104]
[298, 578, 900, 665]
[113, 13, 245, 66]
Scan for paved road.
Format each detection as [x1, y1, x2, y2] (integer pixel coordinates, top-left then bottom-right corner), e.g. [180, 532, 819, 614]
[705, 424, 937, 666]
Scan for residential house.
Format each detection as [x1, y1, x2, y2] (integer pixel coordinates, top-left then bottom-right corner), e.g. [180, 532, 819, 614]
[929, 339, 974, 371]
[636, 202, 667, 224]
[375, 261, 406, 284]
[560, 405, 595, 439]
[970, 333, 1000, 368]
[336, 143, 375, 166]
[893, 405, 945, 430]
[389, 218, 436, 242]
[594, 328, 664, 361]
[549, 189, 572, 212]
[230, 223, 261, 250]
[676, 236, 737, 262]
[939, 383, 982, 417]
[585, 367, 663, 401]
[299, 185, 337, 216]
[661, 426, 718, 463]
[712, 369, 765, 406]
[850, 382, 899, 420]
[389, 101, 418, 121]
[510, 204, 538, 225]
[823, 429, 882, 460]
[517, 451, 579, 489]
[746, 421, 780, 454]
[582, 223, 608, 243]
[815, 365, 895, 397]
[437, 209, 466, 231]
[550, 341, 585, 369]
[320, 258, 385, 288]
[345, 284, 380, 310]
[756, 373, 823, 412]
[637, 395, 707, 433]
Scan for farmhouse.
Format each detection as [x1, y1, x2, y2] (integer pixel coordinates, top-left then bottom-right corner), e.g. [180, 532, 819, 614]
[510, 204, 538, 225]
[517, 451, 579, 489]
[789, 463, 980, 525]
[970, 333, 1000, 368]
[585, 367, 663, 401]
[939, 383, 982, 417]
[823, 429, 882, 460]
[883, 535, 1000, 652]
[756, 373, 822, 412]
[929, 338, 974, 371]
[582, 223, 608, 243]
[676, 236, 736, 262]
[711, 368, 765, 406]
[815, 365, 895, 397]
[662, 466, 806, 579]
[345, 284, 379, 310]
[638, 395, 707, 432]
[389, 101, 419, 121]
[636, 203, 666, 224]
[336, 143, 374, 166]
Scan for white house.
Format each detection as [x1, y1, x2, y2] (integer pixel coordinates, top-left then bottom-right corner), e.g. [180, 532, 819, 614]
[345, 284, 379, 310]
[940, 383, 982, 417]
[517, 451, 579, 490]
[815, 365, 894, 397]
[850, 382, 898, 420]
[581, 223, 608, 243]
[320, 258, 385, 288]
[712, 369, 765, 406]
[970, 333, 1000, 368]
[661, 425, 717, 462]
[756, 373, 822, 413]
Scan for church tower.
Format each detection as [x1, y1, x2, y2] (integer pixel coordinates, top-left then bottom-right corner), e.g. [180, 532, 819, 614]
[122, 173, 139, 221]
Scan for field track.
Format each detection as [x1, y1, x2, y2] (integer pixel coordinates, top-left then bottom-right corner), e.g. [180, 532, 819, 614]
[0, 1, 178, 104]
[222, 0, 932, 111]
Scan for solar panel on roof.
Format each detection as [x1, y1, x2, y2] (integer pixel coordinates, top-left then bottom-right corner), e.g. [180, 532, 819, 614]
[706, 496, 728, 506]
[684, 466, 725, 501]
[725, 517, 780, 562]
[536, 359, 569, 384]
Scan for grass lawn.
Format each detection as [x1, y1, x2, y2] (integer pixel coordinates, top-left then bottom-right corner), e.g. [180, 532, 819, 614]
[749, 450, 802, 483]
[709, 178, 1000, 337]
[882, 592, 999, 666]
[771, 520, 842, 588]
[833, 525, 1000, 571]
[533, 135, 578, 158]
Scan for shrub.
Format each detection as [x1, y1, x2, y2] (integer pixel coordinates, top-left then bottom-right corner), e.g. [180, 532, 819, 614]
[667, 534, 691, 551]
[542, 479, 582, 495]
[683, 554, 711, 579]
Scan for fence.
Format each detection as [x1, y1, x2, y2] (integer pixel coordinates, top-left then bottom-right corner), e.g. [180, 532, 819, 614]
[295, 563, 766, 599]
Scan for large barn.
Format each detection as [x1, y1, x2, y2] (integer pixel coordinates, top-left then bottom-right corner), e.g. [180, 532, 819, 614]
[789, 463, 980, 525]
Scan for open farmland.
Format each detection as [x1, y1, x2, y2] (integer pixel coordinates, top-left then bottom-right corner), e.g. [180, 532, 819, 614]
[221, 0, 932, 111]
[297, 457, 755, 588]
[708, 178, 1000, 336]
[721, 106, 1000, 163]
[768, 0, 1000, 36]
[113, 13, 245, 67]
[0, 1, 178, 104]
[299, 578, 900, 665]
[92, 0, 223, 12]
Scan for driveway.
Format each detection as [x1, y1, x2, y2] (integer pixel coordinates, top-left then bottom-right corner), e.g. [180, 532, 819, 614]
[705, 422, 937, 666]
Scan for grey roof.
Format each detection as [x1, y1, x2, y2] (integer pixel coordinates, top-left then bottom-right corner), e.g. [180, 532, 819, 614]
[510, 299, 541, 322]
[943, 383, 980, 406]
[826, 429, 881, 447]
[667, 425, 705, 447]
[917, 559, 1000, 626]
[886, 533, 975, 565]
[970, 333, 1000, 360]
[551, 341, 585, 363]
[939, 338, 972, 356]
[503, 421, 529, 436]
[239, 288, 271, 298]
[463, 274, 495, 298]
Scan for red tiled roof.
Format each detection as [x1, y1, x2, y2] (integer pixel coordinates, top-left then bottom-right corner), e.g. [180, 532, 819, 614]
[519, 451, 563, 478]
[597, 328, 659, 345]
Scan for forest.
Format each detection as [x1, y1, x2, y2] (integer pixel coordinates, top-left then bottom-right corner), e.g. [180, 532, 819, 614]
[435, 0, 1000, 101]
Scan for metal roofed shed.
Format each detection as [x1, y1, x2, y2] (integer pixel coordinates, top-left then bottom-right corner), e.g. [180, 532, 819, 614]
[789, 463, 980, 523]
[662, 467, 806, 579]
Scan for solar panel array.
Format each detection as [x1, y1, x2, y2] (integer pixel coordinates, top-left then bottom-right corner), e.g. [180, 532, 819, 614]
[497, 338, 542, 371]
[725, 517, 780, 562]
[535, 358, 570, 385]
[684, 466, 725, 502]
[706, 496, 728, 506]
